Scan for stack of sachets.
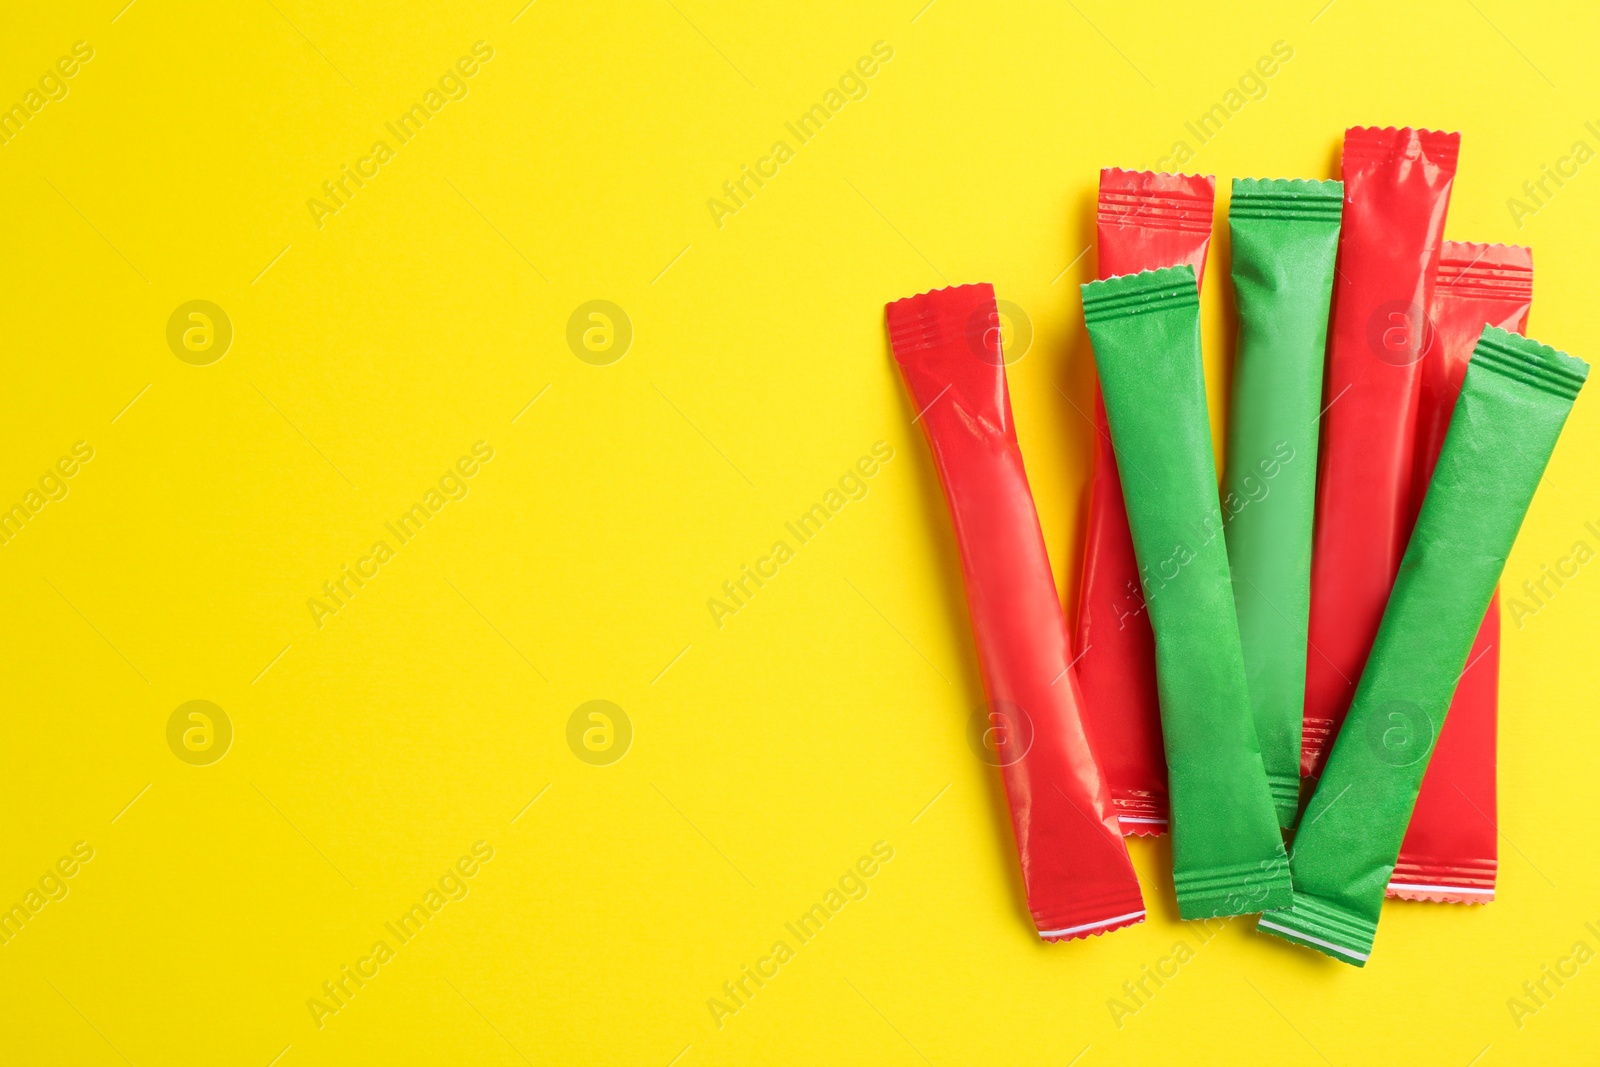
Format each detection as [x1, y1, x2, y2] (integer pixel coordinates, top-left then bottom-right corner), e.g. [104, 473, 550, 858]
[886, 126, 1587, 965]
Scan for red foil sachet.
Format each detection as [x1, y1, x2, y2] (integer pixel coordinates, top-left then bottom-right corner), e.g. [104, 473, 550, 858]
[889, 283, 1146, 940]
[1301, 127, 1460, 778]
[1389, 242, 1532, 903]
[1075, 168, 1216, 834]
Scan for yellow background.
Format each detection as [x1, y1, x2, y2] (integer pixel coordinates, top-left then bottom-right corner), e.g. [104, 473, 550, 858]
[3, 1, 1598, 1063]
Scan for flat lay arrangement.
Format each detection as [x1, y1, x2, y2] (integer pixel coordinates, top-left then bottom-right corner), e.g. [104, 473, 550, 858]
[888, 126, 1587, 966]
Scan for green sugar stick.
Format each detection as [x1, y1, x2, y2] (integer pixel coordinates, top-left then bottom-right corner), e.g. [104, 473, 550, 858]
[1222, 178, 1342, 826]
[1082, 265, 1293, 920]
[1259, 327, 1588, 965]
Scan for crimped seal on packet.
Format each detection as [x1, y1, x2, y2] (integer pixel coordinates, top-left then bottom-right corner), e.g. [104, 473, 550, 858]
[1389, 242, 1533, 904]
[1223, 177, 1342, 826]
[1262, 327, 1586, 964]
[1302, 126, 1460, 777]
[889, 283, 1146, 941]
[1082, 265, 1291, 920]
[1075, 168, 1216, 835]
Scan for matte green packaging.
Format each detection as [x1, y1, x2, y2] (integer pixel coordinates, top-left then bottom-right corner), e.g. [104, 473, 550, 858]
[1222, 178, 1342, 826]
[1081, 265, 1293, 919]
[1259, 327, 1588, 964]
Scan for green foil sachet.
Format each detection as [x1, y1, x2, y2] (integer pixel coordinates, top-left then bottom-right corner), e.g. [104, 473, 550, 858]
[1082, 265, 1293, 920]
[1259, 327, 1588, 965]
[1222, 178, 1343, 826]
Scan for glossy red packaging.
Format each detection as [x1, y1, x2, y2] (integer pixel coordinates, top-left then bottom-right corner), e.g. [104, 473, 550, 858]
[1388, 242, 1532, 903]
[1301, 127, 1460, 777]
[888, 283, 1146, 940]
[1074, 169, 1216, 834]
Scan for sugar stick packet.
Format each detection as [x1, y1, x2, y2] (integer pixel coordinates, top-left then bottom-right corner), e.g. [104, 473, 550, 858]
[1261, 327, 1586, 964]
[1222, 178, 1342, 826]
[1389, 243, 1533, 903]
[1302, 127, 1460, 777]
[888, 283, 1146, 941]
[1076, 168, 1216, 835]
[1081, 265, 1292, 919]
